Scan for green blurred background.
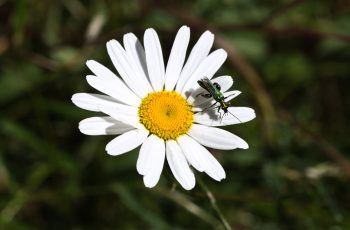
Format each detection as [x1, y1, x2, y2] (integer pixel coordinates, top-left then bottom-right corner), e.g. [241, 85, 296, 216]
[1, 0, 350, 229]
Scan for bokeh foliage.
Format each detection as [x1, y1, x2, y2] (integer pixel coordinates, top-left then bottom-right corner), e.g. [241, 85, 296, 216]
[1, 0, 350, 229]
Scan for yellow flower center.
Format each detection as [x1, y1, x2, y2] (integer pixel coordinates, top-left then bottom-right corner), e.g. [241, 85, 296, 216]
[138, 91, 193, 140]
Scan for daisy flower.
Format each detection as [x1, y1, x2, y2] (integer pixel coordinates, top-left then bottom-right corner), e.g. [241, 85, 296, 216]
[72, 26, 256, 190]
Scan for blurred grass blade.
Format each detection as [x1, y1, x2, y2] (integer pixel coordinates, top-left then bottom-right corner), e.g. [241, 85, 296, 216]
[111, 184, 172, 229]
[1, 119, 77, 174]
[154, 187, 221, 228]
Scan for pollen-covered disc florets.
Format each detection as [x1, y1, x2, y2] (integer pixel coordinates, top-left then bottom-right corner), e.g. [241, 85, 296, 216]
[138, 91, 193, 140]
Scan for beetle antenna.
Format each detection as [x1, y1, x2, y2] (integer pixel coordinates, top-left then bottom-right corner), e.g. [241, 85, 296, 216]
[227, 110, 242, 123]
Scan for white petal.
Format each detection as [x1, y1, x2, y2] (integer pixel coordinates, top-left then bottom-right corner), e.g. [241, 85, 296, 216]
[137, 135, 165, 188]
[181, 49, 227, 96]
[178, 135, 225, 181]
[166, 140, 195, 190]
[176, 31, 214, 92]
[86, 75, 142, 106]
[144, 28, 165, 91]
[177, 135, 205, 172]
[194, 107, 256, 126]
[164, 26, 190, 90]
[99, 105, 143, 130]
[188, 75, 234, 105]
[105, 129, 149, 156]
[72, 93, 125, 112]
[224, 91, 242, 101]
[137, 135, 164, 175]
[79, 116, 134, 135]
[86, 60, 141, 106]
[107, 40, 152, 97]
[196, 145, 226, 181]
[123, 33, 153, 90]
[188, 124, 249, 150]
[193, 90, 241, 110]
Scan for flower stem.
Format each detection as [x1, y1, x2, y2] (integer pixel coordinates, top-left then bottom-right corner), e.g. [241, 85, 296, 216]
[197, 177, 232, 230]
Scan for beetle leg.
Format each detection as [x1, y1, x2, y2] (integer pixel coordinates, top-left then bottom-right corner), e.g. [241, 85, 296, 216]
[201, 101, 218, 113]
[198, 93, 212, 98]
